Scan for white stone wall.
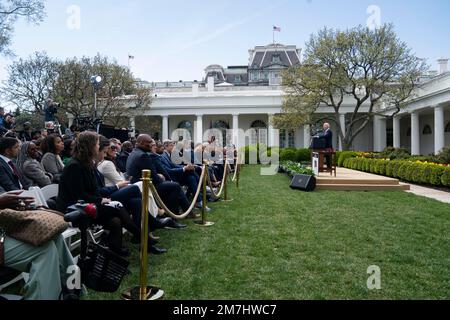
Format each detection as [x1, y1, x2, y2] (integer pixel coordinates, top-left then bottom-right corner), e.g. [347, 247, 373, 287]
[445, 109, 450, 149]
[351, 121, 374, 152]
[420, 114, 435, 156]
[396, 109, 450, 155]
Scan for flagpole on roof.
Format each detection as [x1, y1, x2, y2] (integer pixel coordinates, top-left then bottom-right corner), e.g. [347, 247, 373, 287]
[273, 26, 275, 45]
[128, 54, 134, 70]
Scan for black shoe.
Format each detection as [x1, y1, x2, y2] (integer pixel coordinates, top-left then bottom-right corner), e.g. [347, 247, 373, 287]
[165, 219, 187, 230]
[148, 245, 167, 254]
[131, 236, 158, 245]
[153, 217, 172, 229]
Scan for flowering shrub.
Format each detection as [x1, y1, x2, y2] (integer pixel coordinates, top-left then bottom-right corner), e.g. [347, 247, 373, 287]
[342, 157, 449, 187]
[279, 161, 315, 177]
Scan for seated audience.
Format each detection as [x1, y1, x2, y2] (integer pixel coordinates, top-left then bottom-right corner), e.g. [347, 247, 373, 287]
[61, 138, 75, 166]
[31, 130, 42, 141]
[98, 138, 165, 218]
[33, 137, 44, 162]
[41, 134, 65, 183]
[95, 136, 172, 254]
[0, 191, 77, 300]
[116, 140, 133, 173]
[16, 141, 52, 188]
[57, 131, 135, 256]
[18, 122, 33, 142]
[126, 134, 192, 216]
[0, 137, 24, 192]
[97, 140, 125, 186]
[160, 140, 209, 210]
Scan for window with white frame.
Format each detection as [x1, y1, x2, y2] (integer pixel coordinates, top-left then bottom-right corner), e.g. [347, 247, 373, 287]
[288, 130, 295, 148]
[250, 120, 268, 145]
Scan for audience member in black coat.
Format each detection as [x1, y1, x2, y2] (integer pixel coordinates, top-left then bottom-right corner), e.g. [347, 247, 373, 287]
[116, 141, 133, 173]
[57, 131, 134, 256]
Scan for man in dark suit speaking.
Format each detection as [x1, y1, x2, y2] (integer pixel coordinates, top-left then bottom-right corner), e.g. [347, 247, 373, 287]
[318, 123, 333, 168]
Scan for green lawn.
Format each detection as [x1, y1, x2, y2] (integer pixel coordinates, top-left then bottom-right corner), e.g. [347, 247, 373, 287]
[87, 165, 450, 300]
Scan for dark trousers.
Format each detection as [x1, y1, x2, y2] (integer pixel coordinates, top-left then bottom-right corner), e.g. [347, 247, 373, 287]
[96, 205, 139, 253]
[173, 172, 201, 203]
[212, 164, 224, 181]
[156, 181, 190, 214]
[324, 154, 331, 168]
[109, 184, 161, 232]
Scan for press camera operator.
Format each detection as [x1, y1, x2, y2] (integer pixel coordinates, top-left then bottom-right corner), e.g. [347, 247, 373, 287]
[44, 98, 59, 123]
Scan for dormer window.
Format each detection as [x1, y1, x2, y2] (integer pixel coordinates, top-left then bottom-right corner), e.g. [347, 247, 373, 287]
[272, 54, 281, 64]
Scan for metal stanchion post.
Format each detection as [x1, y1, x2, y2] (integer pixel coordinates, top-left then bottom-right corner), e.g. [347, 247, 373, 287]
[195, 163, 214, 227]
[223, 161, 233, 202]
[236, 163, 240, 189]
[122, 170, 164, 300]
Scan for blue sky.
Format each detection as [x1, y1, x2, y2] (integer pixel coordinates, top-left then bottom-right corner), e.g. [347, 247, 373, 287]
[0, 0, 449, 84]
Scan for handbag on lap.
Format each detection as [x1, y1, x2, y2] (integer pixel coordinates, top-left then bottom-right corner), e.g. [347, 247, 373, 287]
[0, 208, 69, 247]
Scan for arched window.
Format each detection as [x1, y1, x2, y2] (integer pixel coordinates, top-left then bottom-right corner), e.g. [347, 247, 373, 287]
[211, 120, 229, 145]
[422, 125, 432, 135]
[212, 120, 229, 130]
[251, 120, 267, 129]
[177, 121, 193, 141]
[445, 122, 450, 133]
[250, 120, 268, 145]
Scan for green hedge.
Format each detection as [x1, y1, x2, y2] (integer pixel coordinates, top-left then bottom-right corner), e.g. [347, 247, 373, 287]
[342, 157, 449, 187]
[296, 148, 311, 162]
[337, 151, 358, 167]
[239, 144, 276, 164]
[279, 148, 311, 163]
[441, 168, 450, 186]
[280, 148, 297, 162]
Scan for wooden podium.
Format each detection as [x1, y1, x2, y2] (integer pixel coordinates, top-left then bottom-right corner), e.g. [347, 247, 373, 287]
[311, 149, 336, 176]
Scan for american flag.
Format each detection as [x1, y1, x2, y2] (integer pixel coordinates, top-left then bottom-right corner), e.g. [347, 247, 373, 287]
[273, 26, 281, 32]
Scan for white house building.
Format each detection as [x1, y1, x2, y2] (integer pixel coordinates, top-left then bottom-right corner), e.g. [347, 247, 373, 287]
[126, 44, 450, 155]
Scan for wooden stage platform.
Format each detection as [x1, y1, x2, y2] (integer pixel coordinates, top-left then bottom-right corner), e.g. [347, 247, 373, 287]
[315, 168, 410, 191]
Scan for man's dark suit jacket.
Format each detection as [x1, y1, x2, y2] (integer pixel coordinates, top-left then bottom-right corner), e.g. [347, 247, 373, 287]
[161, 152, 185, 181]
[126, 148, 171, 185]
[0, 157, 22, 192]
[116, 150, 129, 173]
[319, 129, 333, 149]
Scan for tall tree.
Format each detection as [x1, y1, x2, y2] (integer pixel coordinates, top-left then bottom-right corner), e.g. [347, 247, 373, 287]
[53, 54, 153, 128]
[1, 51, 58, 112]
[275, 24, 428, 150]
[0, 0, 45, 56]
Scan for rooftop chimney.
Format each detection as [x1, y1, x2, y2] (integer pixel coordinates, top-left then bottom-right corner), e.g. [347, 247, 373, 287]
[192, 82, 199, 97]
[207, 76, 214, 92]
[437, 58, 448, 74]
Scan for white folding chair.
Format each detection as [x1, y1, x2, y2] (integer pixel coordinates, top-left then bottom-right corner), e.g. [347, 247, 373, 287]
[40, 184, 59, 202]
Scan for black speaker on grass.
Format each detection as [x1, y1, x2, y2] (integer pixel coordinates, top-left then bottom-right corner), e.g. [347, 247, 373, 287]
[290, 174, 316, 192]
